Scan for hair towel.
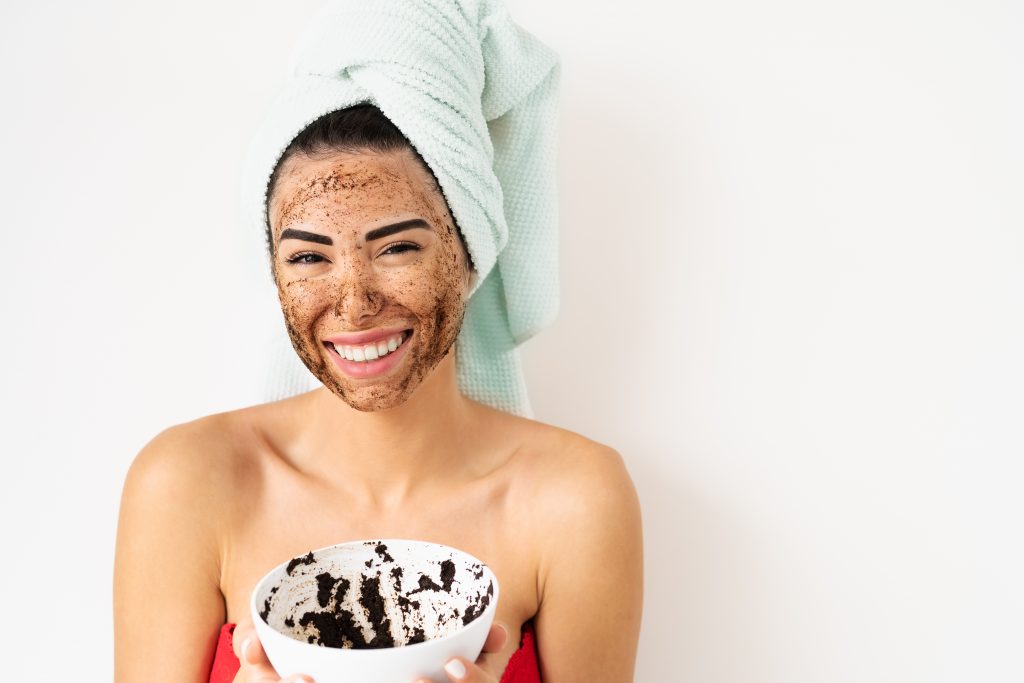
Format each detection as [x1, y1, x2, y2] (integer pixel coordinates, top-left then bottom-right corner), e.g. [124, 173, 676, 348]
[240, 0, 561, 418]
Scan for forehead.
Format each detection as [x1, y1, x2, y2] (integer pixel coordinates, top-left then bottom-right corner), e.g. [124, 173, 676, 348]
[269, 149, 439, 231]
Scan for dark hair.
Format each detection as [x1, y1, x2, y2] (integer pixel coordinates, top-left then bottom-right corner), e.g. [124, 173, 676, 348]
[264, 104, 472, 269]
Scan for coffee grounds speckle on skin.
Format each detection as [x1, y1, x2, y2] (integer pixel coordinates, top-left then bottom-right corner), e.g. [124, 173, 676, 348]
[267, 150, 473, 414]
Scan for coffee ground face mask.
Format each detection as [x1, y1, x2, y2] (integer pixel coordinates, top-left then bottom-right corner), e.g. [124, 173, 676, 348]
[268, 148, 473, 411]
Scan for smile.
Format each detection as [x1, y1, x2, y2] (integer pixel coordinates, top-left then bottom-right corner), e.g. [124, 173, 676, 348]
[329, 330, 411, 362]
[323, 329, 413, 379]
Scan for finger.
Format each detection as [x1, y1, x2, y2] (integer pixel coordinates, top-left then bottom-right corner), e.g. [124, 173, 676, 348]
[443, 656, 496, 683]
[237, 631, 289, 682]
[240, 634, 274, 669]
[234, 620, 315, 682]
[232, 619, 254, 661]
[480, 623, 508, 654]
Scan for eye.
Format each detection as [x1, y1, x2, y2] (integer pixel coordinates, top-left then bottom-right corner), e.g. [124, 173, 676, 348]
[285, 252, 325, 265]
[381, 241, 421, 257]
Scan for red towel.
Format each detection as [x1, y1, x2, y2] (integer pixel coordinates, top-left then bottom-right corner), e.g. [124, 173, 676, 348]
[208, 619, 542, 683]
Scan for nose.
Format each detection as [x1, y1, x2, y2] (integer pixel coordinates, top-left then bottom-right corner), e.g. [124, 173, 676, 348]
[332, 260, 385, 324]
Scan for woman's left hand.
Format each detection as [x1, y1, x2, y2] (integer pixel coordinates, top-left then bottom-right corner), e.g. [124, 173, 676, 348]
[414, 621, 509, 683]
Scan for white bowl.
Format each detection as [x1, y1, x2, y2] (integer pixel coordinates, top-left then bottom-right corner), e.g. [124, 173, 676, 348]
[250, 538, 500, 683]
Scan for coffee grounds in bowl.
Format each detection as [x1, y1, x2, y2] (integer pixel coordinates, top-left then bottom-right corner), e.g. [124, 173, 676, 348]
[270, 542, 495, 649]
[285, 551, 316, 575]
[375, 542, 395, 562]
[295, 570, 398, 648]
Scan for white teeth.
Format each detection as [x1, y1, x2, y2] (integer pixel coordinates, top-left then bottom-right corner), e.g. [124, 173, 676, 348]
[332, 332, 408, 363]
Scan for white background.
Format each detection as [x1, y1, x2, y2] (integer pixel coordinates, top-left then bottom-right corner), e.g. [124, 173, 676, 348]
[2, 1, 1022, 680]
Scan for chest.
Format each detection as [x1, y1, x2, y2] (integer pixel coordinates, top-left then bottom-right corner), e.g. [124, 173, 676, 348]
[219, 473, 541, 640]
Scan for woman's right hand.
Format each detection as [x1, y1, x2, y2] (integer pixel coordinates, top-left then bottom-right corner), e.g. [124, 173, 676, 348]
[231, 618, 316, 683]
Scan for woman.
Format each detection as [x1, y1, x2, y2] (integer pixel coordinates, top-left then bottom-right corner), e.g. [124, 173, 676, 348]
[114, 4, 642, 683]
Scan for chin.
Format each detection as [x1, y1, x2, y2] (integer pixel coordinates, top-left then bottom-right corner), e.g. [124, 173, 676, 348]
[344, 398, 405, 412]
[334, 385, 415, 412]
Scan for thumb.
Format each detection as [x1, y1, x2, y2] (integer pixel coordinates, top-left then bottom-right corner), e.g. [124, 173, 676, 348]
[481, 622, 508, 653]
[232, 619, 255, 661]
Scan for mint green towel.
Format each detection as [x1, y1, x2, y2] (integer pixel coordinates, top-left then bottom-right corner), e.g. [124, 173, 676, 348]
[241, 0, 561, 418]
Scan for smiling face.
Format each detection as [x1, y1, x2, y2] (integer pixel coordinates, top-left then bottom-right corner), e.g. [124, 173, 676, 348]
[267, 147, 474, 411]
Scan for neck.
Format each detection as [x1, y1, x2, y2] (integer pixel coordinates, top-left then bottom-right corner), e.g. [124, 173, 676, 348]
[293, 350, 479, 510]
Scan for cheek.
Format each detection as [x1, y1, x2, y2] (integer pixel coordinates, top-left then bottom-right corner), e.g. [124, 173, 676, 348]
[430, 233, 469, 285]
[413, 194, 468, 284]
[278, 279, 331, 324]
[423, 255, 469, 336]
[438, 255, 470, 308]
[375, 258, 458, 310]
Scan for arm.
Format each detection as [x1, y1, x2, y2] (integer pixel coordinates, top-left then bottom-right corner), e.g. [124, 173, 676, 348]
[113, 424, 228, 683]
[533, 444, 644, 682]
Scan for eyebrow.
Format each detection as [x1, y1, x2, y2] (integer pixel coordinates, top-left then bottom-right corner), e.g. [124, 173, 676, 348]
[279, 228, 332, 245]
[279, 219, 432, 246]
[366, 218, 432, 241]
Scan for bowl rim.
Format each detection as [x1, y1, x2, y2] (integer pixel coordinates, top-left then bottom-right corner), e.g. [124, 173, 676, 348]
[249, 537, 501, 654]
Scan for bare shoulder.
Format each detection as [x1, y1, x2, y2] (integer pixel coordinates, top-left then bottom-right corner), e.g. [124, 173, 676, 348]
[491, 412, 642, 562]
[528, 421, 640, 550]
[130, 412, 231, 471]
[500, 416, 644, 681]
[114, 409, 252, 682]
[500, 415, 638, 509]
[117, 407, 259, 588]
[128, 394, 295, 487]
[125, 409, 251, 505]
[114, 401, 293, 681]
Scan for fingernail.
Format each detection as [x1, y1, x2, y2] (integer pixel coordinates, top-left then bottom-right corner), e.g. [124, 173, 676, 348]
[445, 658, 467, 679]
[241, 637, 252, 661]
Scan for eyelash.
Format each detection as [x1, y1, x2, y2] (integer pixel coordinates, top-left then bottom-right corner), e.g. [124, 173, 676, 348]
[284, 242, 421, 265]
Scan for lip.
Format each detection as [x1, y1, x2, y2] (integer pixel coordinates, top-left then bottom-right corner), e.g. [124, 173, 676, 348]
[325, 325, 411, 346]
[324, 330, 413, 379]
